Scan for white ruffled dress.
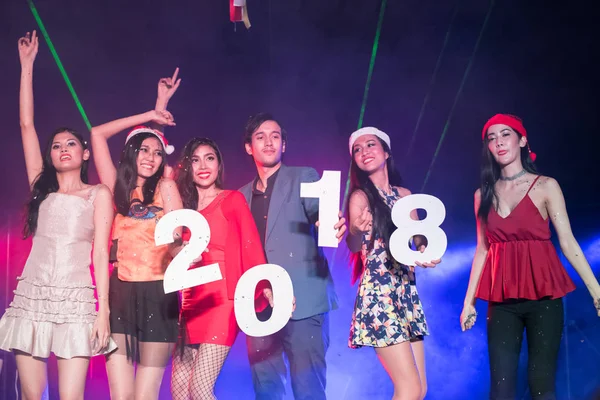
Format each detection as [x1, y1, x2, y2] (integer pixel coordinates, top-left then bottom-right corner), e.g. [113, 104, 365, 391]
[0, 187, 117, 358]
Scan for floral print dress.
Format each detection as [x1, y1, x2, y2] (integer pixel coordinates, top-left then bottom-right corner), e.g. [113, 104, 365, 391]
[349, 187, 429, 348]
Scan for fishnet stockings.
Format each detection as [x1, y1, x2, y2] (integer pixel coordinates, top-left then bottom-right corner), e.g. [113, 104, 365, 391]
[171, 344, 231, 400]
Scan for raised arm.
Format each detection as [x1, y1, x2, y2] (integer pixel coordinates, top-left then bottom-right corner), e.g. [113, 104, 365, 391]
[155, 68, 181, 113]
[90, 185, 114, 353]
[461, 189, 490, 331]
[154, 69, 181, 179]
[90, 110, 175, 191]
[18, 31, 43, 188]
[545, 177, 600, 314]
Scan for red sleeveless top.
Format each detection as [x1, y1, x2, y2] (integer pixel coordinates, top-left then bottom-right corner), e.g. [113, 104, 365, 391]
[476, 176, 576, 302]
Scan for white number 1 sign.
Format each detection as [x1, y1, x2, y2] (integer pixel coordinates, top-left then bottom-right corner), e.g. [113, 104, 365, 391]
[300, 170, 341, 248]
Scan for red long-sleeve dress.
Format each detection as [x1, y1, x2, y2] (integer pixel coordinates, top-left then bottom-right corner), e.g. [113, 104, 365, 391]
[180, 190, 268, 346]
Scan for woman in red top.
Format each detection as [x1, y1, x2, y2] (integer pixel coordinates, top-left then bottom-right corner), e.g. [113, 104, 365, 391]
[171, 137, 272, 400]
[460, 114, 600, 399]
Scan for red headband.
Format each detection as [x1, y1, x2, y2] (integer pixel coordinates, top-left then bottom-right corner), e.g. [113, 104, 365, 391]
[482, 114, 536, 162]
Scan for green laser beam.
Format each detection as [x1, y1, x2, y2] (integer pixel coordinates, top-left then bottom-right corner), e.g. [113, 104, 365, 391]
[420, 0, 495, 192]
[405, 1, 460, 160]
[356, 0, 388, 131]
[340, 0, 388, 215]
[332, 0, 387, 267]
[27, 0, 92, 131]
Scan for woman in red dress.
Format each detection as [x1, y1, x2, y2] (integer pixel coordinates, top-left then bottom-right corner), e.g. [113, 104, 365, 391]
[171, 137, 272, 399]
[460, 114, 600, 399]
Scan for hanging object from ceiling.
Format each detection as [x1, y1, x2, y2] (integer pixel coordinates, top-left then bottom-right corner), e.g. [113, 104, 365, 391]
[230, 0, 251, 29]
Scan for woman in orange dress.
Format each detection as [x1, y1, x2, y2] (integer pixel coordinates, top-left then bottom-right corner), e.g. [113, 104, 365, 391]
[90, 70, 184, 400]
[171, 137, 272, 400]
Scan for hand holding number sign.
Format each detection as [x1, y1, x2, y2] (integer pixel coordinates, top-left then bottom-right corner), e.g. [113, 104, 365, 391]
[315, 211, 347, 243]
[181, 240, 204, 265]
[156, 171, 447, 337]
[262, 288, 296, 317]
[155, 209, 222, 294]
[415, 243, 442, 268]
[234, 264, 294, 337]
[389, 194, 447, 266]
[300, 171, 342, 247]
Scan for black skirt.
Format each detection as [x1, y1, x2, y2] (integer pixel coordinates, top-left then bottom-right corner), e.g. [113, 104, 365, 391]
[109, 268, 179, 362]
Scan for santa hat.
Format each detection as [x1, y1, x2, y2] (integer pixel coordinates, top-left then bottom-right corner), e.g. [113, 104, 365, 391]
[125, 126, 174, 155]
[482, 114, 536, 162]
[348, 127, 391, 155]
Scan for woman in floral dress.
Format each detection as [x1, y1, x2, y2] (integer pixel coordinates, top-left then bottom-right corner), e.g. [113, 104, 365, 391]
[346, 127, 440, 400]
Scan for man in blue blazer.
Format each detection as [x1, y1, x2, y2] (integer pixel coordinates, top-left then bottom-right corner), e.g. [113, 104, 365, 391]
[239, 113, 346, 400]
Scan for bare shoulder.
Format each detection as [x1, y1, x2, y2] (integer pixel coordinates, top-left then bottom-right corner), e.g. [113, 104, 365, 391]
[534, 175, 562, 198]
[394, 186, 412, 197]
[535, 175, 558, 188]
[349, 189, 368, 206]
[95, 183, 112, 198]
[92, 183, 113, 204]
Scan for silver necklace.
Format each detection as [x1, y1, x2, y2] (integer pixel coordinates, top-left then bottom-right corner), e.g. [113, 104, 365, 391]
[499, 169, 526, 181]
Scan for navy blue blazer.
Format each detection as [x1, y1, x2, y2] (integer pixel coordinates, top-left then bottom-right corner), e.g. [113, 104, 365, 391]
[239, 164, 338, 320]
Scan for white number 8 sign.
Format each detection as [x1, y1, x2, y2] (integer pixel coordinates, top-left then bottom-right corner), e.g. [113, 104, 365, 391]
[388, 194, 448, 266]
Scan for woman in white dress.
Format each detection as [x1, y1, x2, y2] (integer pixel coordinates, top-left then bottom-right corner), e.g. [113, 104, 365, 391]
[0, 31, 115, 399]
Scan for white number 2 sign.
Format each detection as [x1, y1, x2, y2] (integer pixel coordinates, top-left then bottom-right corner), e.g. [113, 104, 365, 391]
[300, 170, 341, 248]
[155, 209, 222, 294]
[388, 194, 448, 266]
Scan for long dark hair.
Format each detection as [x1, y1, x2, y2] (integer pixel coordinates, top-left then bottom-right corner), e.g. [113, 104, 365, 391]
[23, 127, 89, 238]
[346, 137, 402, 283]
[175, 137, 225, 210]
[114, 131, 166, 216]
[477, 130, 537, 223]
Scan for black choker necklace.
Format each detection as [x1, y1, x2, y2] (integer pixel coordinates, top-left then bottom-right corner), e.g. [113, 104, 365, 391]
[499, 169, 526, 181]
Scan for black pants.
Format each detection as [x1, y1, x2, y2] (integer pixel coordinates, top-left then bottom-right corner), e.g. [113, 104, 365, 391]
[487, 298, 564, 400]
